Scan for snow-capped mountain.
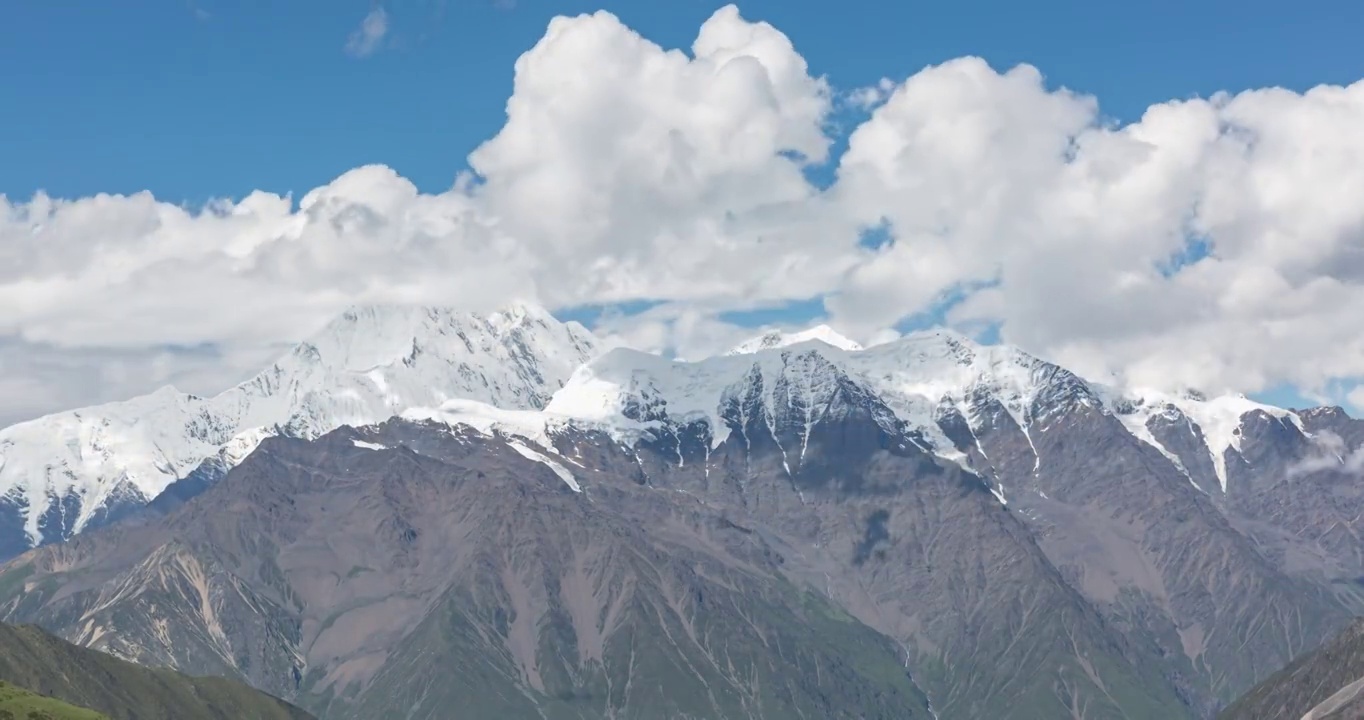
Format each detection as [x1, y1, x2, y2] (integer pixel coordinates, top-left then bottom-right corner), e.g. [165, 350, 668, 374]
[1105, 389, 1304, 492]
[6, 312, 1362, 718]
[512, 327, 1321, 499]
[416, 324, 1325, 503]
[6, 298, 1362, 720]
[550, 329, 1056, 449]
[0, 304, 598, 548]
[725, 324, 863, 355]
[0, 307, 1341, 559]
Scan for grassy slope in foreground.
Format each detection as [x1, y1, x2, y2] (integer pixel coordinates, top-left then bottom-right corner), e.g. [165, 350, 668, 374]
[0, 623, 314, 720]
[0, 681, 107, 720]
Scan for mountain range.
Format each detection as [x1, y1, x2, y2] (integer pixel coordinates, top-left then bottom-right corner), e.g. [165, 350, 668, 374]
[0, 304, 598, 558]
[1, 303, 1361, 718]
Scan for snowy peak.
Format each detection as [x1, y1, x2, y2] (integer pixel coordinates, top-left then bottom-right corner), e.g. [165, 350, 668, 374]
[0, 303, 600, 547]
[546, 343, 907, 475]
[856, 329, 1098, 431]
[1104, 390, 1305, 492]
[726, 324, 863, 355]
[548, 332, 1051, 461]
[2, 301, 1334, 555]
[284, 303, 591, 375]
[539, 328, 1297, 495]
[230, 303, 599, 433]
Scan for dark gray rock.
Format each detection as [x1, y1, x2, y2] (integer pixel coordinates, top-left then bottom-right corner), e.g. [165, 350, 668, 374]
[0, 418, 942, 720]
[1219, 618, 1364, 720]
[2, 343, 1360, 720]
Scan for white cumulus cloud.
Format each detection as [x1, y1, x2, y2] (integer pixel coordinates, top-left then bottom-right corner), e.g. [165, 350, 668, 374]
[829, 58, 1364, 399]
[3, 4, 1364, 425]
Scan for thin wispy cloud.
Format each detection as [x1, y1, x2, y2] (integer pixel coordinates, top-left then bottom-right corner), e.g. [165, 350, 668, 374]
[845, 78, 897, 110]
[186, 0, 212, 21]
[1287, 431, 1364, 479]
[345, 6, 390, 58]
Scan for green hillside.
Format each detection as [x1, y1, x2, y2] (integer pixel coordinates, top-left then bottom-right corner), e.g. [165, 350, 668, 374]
[0, 681, 107, 720]
[0, 623, 313, 720]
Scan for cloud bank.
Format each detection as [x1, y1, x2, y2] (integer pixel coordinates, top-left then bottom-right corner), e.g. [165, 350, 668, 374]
[3, 4, 1364, 424]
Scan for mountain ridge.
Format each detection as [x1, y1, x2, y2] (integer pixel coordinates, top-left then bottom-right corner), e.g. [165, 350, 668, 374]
[2, 305, 1362, 717]
[1, 303, 1352, 559]
[1219, 618, 1364, 720]
[0, 622, 314, 720]
[0, 303, 598, 555]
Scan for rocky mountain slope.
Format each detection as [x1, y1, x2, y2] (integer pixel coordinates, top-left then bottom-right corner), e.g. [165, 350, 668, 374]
[538, 336, 1360, 713]
[0, 622, 313, 720]
[2, 306, 1362, 717]
[1219, 618, 1364, 720]
[0, 420, 941, 719]
[0, 304, 598, 558]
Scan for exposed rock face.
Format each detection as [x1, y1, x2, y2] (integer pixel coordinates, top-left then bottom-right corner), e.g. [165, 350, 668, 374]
[967, 395, 1350, 715]
[1219, 618, 1364, 720]
[0, 346, 1187, 719]
[546, 342, 1364, 713]
[1225, 408, 1364, 603]
[1, 417, 943, 720]
[3, 315, 1364, 718]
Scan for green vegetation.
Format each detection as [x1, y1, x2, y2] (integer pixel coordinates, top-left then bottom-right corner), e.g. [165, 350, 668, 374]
[0, 681, 107, 720]
[0, 623, 314, 720]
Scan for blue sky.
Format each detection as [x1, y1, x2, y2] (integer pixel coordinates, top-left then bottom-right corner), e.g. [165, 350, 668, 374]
[3, 0, 1364, 413]
[5, 0, 1362, 204]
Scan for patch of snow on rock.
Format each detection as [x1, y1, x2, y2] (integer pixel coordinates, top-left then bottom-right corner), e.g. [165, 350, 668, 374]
[507, 440, 581, 492]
